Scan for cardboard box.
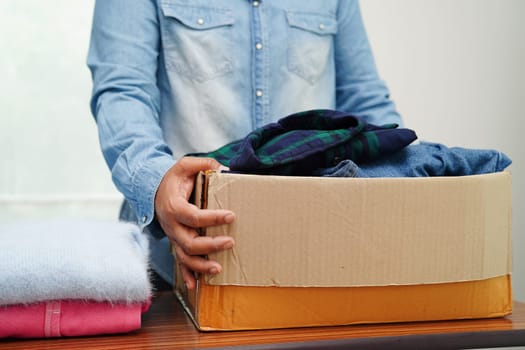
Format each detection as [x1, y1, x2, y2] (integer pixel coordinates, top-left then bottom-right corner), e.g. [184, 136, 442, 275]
[174, 171, 513, 331]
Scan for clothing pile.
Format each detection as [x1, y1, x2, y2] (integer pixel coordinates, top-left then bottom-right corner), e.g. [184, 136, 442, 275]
[191, 109, 511, 177]
[0, 220, 151, 338]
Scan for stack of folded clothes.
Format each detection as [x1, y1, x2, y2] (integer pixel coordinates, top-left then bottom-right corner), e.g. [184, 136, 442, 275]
[192, 109, 511, 178]
[0, 220, 152, 338]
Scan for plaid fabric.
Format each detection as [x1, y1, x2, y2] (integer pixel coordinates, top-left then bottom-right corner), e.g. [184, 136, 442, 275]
[189, 109, 417, 176]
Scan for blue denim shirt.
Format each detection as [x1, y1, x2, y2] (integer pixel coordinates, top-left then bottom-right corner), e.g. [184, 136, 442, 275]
[87, 0, 403, 227]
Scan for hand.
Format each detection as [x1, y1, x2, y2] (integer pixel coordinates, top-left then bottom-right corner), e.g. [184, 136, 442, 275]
[154, 157, 235, 290]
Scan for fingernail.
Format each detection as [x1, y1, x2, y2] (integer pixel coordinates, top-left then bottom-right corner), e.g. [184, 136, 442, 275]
[209, 266, 220, 274]
[222, 240, 234, 249]
[224, 213, 235, 223]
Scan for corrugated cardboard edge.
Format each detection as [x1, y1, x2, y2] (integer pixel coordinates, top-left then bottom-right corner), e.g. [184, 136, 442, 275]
[171, 171, 209, 331]
[174, 288, 202, 330]
[202, 171, 512, 287]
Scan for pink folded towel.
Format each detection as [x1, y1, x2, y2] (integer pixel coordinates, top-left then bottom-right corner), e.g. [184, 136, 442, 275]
[0, 299, 150, 338]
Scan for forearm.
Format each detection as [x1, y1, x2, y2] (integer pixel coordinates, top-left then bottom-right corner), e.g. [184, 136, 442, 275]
[87, 0, 173, 226]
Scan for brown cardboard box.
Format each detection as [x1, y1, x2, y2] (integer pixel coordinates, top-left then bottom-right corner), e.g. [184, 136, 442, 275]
[174, 171, 513, 331]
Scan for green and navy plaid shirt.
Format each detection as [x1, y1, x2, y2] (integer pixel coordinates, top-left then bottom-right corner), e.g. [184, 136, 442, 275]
[190, 109, 417, 176]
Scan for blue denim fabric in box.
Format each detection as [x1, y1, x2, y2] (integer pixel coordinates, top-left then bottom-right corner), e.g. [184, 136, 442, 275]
[317, 142, 512, 177]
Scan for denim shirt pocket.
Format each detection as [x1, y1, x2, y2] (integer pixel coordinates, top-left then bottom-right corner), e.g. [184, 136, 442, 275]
[160, 2, 235, 83]
[286, 10, 337, 84]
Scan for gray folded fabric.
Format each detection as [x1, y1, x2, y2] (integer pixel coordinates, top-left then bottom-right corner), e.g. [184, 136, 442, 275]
[0, 220, 151, 306]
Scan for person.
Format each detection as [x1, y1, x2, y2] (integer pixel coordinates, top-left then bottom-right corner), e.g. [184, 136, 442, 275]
[87, 0, 403, 290]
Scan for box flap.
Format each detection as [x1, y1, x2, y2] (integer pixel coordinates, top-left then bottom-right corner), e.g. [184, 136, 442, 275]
[201, 171, 512, 287]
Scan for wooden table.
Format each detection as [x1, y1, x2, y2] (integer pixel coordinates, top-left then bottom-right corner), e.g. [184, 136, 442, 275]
[2, 292, 525, 350]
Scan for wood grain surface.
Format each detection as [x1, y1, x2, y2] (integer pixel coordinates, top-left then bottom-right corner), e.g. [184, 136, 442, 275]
[2, 292, 524, 350]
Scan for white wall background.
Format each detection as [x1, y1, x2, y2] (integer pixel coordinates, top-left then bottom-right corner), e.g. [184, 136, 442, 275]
[0, 1, 523, 302]
[0, 1, 122, 221]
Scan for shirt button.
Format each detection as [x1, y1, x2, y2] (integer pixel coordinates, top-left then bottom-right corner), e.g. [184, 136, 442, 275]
[255, 43, 263, 50]
[197, 18, 205, 25]
[253, 1, 260, 7]
[319, 23, 325, 30]
[141, 216, 148, 223]
[255, 89, 263, 97]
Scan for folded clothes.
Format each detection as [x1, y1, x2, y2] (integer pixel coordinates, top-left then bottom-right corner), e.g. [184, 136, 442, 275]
[0, 299, 150, 338]
[315, 141, 512, 177]
[0, 220, 151, 306]
[190, 109, 417, 175]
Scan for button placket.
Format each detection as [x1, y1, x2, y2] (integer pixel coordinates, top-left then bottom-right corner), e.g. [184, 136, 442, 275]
[251, 0, 267, 126]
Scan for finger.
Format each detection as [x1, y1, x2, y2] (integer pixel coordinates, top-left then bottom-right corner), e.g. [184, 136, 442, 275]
[179, 263, 197, 290]
[174, 244, 223, 276]
[173, 200, 235, 228]
[170, 224, 234, 256]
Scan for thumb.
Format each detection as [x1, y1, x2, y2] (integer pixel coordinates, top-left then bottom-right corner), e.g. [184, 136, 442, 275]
[176, 157, 223, 175]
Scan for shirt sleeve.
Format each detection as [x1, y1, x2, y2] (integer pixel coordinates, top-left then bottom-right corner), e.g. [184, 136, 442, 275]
[87, 0, 174, 227]
[334, 0, 403, 126]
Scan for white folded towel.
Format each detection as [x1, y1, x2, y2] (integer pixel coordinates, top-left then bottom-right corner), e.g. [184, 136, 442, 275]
[0, 220, 151, 305]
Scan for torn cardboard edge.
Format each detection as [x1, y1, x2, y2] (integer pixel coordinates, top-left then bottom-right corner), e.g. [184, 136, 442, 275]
[193, 171, 512, 288]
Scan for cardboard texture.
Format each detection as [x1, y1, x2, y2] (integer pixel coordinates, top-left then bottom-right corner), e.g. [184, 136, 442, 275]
[174, 171, 513, 331]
